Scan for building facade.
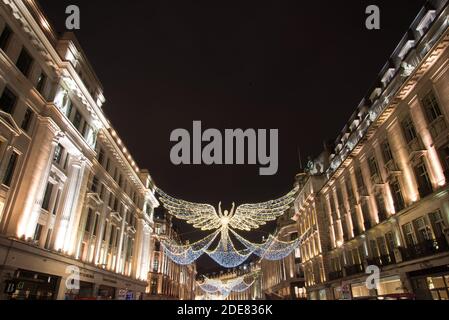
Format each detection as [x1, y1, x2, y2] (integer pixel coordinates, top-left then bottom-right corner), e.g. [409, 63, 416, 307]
[261, 208, 306, 300]
[295, 0, 449, 300]
[146, 210, 197, 300]
[0, 0, 159, 300]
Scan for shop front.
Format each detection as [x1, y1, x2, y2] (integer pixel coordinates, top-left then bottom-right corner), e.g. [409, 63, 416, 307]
[409, 265, 449, 300]
[5, 269, 59, 300]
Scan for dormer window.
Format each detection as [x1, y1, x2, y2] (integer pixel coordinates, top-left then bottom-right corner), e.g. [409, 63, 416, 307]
[398, 40, 415, 60]
[416, 10, 436, 36]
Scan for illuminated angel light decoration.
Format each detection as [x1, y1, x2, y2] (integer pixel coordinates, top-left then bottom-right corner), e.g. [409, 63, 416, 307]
[157, 186, 300, 268]
[197, 273, 258, 300]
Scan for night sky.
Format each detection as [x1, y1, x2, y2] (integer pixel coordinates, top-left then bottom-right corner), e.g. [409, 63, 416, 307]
[39, 0, 427, 273]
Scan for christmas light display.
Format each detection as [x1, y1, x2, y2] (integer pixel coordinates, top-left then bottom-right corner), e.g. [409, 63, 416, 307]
[157, 186, 300, 268]
[197, 273, 257, 300]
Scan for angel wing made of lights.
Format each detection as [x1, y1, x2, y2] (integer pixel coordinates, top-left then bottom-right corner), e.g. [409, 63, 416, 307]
[156, 185, 299, 232]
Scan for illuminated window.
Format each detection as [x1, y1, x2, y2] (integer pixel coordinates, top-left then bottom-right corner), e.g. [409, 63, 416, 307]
[422, 91, 447, 138]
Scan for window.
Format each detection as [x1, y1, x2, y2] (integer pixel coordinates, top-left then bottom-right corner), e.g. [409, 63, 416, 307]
[41, 183, 53, 211]
[92, 214, 99, 236]
[430, 211, 447, 238]
[52, 189, 61, 216]
[402, 116, 418, 144]
[422, 91, 444, 124]
[385, 232, 396, 253]
[381, 140, 394, 163]
[355, 167, 366, 191]
[72, 110, 82, 130]
[102, 223, 108, 242]
[33, 224, 43, 242]
[414, 217, 433, 242]
[36, 72, 47, 95]
[2, 151, 18, 187]
[390, 178, 405, 212]
[438, 145, 449, 180]
[403, 223, 417, 246]
[53, 144, 64, 165]
[97, 148, 105, 165]
[0, 24, 12, 51]
[91, 176, 99, 193]
[109, 227, 114, 246]
[85, 209, 93, 232]
[21, 108, 34, 132]
[361, 201, 371, 230]
[369, 156, 382, 183]
[16, 48, 33, 77]
[375, 192, 387, 222]
[414, 161, 433, 198]
[0, 86, 17, 114]
[44, 229, 52, 249]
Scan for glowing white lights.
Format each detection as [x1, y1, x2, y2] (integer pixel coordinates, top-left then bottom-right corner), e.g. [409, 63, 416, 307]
[158, 187, 301, 268]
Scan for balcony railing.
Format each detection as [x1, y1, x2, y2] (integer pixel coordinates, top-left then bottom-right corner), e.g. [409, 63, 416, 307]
[344, 264, 364, 276]
[328, 270, 343, 281]
[429, 116, 447, 139]
[399, 236, 449, 261]
[367, 253, 396, 267]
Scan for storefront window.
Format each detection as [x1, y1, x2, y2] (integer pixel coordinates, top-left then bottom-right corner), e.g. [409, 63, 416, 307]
[427, 276, 449, 300]
[351, 283, 370, 298]
[377, 277, 404, 296]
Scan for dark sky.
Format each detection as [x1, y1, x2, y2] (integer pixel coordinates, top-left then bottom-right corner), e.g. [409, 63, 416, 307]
[39, 0, 427, 273]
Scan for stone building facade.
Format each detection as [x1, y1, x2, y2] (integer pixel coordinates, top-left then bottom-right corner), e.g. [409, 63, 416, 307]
[0, 0, 159, 300]
[295, 0, 449, 300]
[261, 208, 306, 300]
[146, 210, 197, 300]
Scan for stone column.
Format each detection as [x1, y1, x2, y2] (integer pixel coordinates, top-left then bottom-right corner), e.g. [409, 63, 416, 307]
[5, 117, 61, 238]
[387, 119, 420, 204]
[409, 96, 446, 187]
[53, 156, 86, 253]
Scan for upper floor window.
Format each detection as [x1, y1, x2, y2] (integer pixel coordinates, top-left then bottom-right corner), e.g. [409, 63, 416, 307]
[36, 72, 47, 95]
[368, 156, 382, 184]
[53, 144, 64, 165]
[0, 24, 12, 51]
[21, 108, 34, 133]
[422, 92, 443, 122]
[422, 91, 447, 138]
[0, 86, 17, 114]
[381, 140, 394, 163]
[355, 167, 366, 191]
[401, 116, 418, 144]
[390, 177, 405, 212]
[429, 211, 447, 238]
[403, 222, 417, 247]
[97, 148, 105, 165]
[414, 160, 433, 198]
[2, 151, 18, 187]
[41, 183, 54, 211]
[16, 47, 33, 77]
